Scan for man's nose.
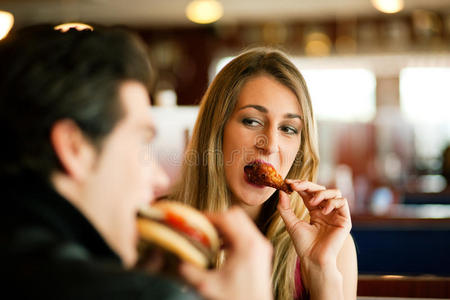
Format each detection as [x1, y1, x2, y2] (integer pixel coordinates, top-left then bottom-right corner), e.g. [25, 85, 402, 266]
[150, 161, 170, 200]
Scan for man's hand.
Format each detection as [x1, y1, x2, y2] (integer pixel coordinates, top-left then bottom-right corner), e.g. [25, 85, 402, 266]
[179, 207, 273, 300]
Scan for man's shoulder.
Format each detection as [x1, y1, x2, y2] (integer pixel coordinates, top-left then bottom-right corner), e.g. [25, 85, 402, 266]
[2, 226, 199, 300]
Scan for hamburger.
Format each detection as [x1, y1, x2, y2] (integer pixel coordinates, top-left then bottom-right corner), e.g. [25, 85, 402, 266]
[137, 201, 220, 270]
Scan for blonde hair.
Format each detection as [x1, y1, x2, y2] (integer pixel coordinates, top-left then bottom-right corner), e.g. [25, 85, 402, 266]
[171, 47, 320, 300]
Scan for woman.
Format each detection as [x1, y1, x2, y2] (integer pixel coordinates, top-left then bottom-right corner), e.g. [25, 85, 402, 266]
[171, 48, 357, 300]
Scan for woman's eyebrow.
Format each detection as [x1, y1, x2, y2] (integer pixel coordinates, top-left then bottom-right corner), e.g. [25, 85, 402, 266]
[238, 105, 303, 120]
[284, 113, 303, 120]
[238, 104, 268, 113]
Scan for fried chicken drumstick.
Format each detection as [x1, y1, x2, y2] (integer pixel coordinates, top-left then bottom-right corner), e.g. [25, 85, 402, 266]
[244, 160, 293, 194]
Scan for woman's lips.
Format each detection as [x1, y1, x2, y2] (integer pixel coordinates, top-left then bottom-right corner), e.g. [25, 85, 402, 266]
[246, 159, 274, 169]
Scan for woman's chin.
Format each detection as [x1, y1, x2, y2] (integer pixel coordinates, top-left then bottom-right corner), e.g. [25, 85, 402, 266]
[238, 189, 273, 207]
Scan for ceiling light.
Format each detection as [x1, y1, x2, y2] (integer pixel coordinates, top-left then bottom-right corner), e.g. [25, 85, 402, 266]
[186, 0, 223, 24]
[371, 0, 404, 14]
[54, 23, 93, 32]
[0, 10, 14, 41]
[305, 32, 331, 56]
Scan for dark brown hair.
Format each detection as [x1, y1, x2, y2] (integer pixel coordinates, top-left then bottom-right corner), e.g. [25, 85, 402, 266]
[0, 24, 152, 180]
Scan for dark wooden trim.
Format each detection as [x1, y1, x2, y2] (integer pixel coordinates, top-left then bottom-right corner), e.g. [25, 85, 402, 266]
[358, 275, 450, 298]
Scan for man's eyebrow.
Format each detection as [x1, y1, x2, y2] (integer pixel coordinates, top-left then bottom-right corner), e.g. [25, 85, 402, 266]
[238, 104, 268, 113]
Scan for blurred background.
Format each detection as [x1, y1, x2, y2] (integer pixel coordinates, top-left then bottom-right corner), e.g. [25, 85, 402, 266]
[1, 0, 450, 298]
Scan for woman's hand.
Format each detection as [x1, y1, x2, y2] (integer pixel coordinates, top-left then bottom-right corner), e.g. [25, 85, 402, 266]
[277, 179, 352, 273]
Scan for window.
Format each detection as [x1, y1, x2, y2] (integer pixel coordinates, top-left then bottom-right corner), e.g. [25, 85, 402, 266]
[400, 67, 450, 160]
[400, 67, 450, 123]
[300, 68, 376, 122]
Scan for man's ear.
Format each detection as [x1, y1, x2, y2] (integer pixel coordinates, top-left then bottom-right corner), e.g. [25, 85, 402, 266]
[50, 119, 97, 181]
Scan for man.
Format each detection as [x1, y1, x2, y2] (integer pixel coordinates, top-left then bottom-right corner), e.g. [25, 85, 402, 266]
[0, 25, 273, 300]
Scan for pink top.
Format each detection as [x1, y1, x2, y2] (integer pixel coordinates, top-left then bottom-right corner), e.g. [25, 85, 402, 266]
[294, 259, 309, 300]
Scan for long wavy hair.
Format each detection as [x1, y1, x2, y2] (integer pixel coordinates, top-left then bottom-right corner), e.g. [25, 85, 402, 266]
[170, 47, 320, 300]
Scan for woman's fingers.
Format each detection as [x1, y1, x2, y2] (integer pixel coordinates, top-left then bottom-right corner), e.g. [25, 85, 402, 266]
[314, 197, 352, 228]
[277, 190, 291, 210]
[286, 180, 343, 213]
[284, 180, 351, 225]
[321, 197, 346, 215]
[286, 179, 326, 194]
[277, 191, 306, 235]
[285, 180, 326, 208]
[309, 189, 342, 206]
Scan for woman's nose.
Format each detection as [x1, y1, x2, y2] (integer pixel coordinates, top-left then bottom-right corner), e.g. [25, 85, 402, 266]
[255, 129, 279, 155]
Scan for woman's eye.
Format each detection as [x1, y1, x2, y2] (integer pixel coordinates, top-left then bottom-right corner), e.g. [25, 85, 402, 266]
[280, 125, 298, 135]
[242, 118, 261, 127]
